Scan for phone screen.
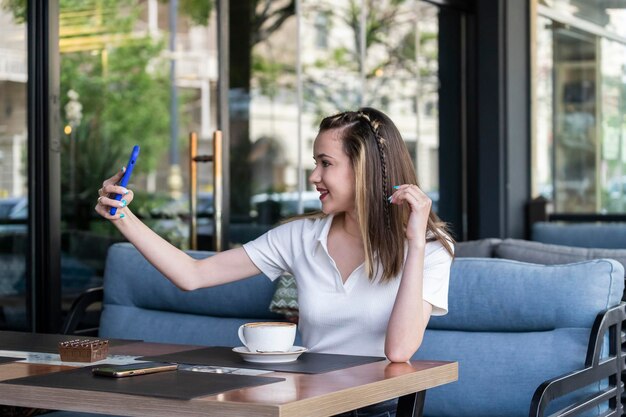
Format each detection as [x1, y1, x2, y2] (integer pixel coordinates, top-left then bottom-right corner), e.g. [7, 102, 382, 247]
[92, 361, 178, 378]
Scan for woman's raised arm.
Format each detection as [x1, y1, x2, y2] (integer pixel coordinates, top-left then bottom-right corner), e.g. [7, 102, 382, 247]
[94, 168, 261, 291]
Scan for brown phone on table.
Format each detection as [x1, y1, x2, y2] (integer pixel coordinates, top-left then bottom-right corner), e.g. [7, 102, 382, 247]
[92, 362, 178, 378]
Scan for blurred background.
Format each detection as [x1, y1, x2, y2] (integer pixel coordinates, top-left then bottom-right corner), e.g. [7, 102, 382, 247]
[0, 0, 625, 333]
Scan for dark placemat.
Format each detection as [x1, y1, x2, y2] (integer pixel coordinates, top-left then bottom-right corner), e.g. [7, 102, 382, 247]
[4, 364, 285, 400]
[0, 331, 138, 353]
[140, 346, 385, 374]
[0, 356, 21, 365]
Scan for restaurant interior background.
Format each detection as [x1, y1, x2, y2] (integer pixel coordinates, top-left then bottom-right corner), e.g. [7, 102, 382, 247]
[0, 0, 624, 333]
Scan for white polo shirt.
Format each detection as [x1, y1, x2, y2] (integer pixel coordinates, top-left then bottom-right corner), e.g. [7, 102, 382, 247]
[243, 214, 452, 357]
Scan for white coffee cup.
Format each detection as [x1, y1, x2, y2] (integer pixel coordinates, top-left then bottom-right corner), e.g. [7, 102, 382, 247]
[237, 322, 297, 352]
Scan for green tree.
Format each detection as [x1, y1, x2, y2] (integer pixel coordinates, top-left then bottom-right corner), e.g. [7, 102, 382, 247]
[302, 0, 437, 119]
[58, 1, 170, 229]
[2, 0, 171, 230]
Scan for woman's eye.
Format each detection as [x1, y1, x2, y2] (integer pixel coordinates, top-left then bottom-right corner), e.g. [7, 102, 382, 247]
[321, 161, 330, 167]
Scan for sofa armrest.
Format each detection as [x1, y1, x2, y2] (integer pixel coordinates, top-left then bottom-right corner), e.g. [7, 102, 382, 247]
[60, 286, 104, 336]
[529, 303, 626, 417]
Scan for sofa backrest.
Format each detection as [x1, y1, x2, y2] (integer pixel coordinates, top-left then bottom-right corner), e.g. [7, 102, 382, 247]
[494, 238, 626, 274]
[99, 243, 282, 346]
[414, 257, 624, 417]
[429, 257, 623, 331]
[532, 221, 626, 249]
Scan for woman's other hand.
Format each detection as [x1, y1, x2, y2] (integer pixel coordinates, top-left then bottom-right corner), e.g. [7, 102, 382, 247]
[388, 184, 431, 244]
[94, 167, 135, 220]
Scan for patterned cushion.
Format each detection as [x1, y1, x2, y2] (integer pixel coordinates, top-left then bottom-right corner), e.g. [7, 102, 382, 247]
[269, 274, 299, 321]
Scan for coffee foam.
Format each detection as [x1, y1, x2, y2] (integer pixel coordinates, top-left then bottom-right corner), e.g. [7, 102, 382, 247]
[244, 322, 295, 328]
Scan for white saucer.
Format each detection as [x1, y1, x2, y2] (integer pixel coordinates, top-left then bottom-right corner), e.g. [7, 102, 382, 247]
[232, 346, 308, 363]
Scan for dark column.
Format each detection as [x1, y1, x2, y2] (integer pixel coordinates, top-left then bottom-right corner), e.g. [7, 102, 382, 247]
[27, 0, 62, 332]
[469, 0, 530, 239]
[438, 8, 467, 241]
[228, 0, 253, 220]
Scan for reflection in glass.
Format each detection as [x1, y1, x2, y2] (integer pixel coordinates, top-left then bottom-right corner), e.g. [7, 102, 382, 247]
[535, 9, 626, 214]
[541, 1, 626, 38]
[553, 26, 597, 212]
[535, 16, 554, 201]
[299, 0, 440, 213]
[229, 0, 299, 242]
[363, 1, 440, 211]
[249, 0, 298, 221]
[59, 1, 218, 331]
[0, 6, 28, 331]
[301, 0, 361, 117]
[599, 38, 626, 213]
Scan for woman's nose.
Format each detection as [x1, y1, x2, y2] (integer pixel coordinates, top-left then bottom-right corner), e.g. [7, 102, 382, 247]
[308, 166, 320, 184]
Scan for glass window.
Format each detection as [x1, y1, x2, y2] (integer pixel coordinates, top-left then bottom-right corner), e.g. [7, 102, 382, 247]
[226, 0, 444, 246]
[552, 26, 597, 212]
[228, 0, 299, 244]
[534, 6, 626, 214]
[0, 5, 28, 331]
[56, 0, 450, 279]
[599, 38, 626, 212]
[535, 16, 554, 201]
[59, 0, 218, 330]
[314, 12, 329, 49]
[542, 0, 626, 38]
[363, 0, 440, 212]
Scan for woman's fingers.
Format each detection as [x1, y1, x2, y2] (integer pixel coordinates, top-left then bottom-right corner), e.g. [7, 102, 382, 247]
[101, 167, 125, 190]
[94, 198, 127, 220]
[95, 167, 132, 220]
[389, 184, 431, 241]
[101, 183, 130, 197]
[97, 190, 134, 209]
[388, 184, 431, 211]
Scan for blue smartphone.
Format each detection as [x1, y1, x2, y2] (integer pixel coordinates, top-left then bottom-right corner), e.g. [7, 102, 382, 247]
[110, 145, 140, 215]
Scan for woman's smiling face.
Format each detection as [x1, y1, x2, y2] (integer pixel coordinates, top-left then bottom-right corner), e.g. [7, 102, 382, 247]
[309, 129, 356, 215]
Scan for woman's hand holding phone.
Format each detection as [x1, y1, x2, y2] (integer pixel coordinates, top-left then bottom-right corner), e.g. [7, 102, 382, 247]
[95, 145, 139, 220]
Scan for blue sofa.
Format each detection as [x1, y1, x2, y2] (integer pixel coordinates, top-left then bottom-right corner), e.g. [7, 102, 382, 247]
[52, 242, 626, 417]
[98, 243, 291, 347]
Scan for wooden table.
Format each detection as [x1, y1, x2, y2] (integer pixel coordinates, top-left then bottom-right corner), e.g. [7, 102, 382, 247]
[0, 338, 457, 417]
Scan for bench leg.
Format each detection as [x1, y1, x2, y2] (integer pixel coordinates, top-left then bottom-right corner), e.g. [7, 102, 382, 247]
[396, 391, 426, 417]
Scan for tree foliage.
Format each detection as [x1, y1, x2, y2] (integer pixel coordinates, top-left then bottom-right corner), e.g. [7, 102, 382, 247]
[1, 0, 24, 23]
[58, 1, 170, 228]
[302, 0, 438, 118]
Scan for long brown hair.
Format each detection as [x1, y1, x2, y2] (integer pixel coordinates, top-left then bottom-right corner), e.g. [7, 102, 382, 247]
[314, 107, 454, 282]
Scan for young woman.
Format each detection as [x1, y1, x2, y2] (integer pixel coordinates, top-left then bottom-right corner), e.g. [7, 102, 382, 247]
[95, 107, 454, 417]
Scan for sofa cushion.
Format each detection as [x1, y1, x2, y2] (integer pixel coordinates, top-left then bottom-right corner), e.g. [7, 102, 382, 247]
[454, 238, 502, 258]
[102, 243, 281, 320]
[428, 257, 624, 331]
[269, 274, 299, 320]
[532, 222, 626, 249]
[496, 238, 626, 278]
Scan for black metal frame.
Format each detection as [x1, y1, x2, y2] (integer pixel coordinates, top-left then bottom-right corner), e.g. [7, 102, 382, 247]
[397, 391, 426, 417]
[529, 303, 626, 417]
[423, 0, 474, 13]
[27, 0, 62, 333]
[60, 287, 103, 336]
[548, 214, 626, 223]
